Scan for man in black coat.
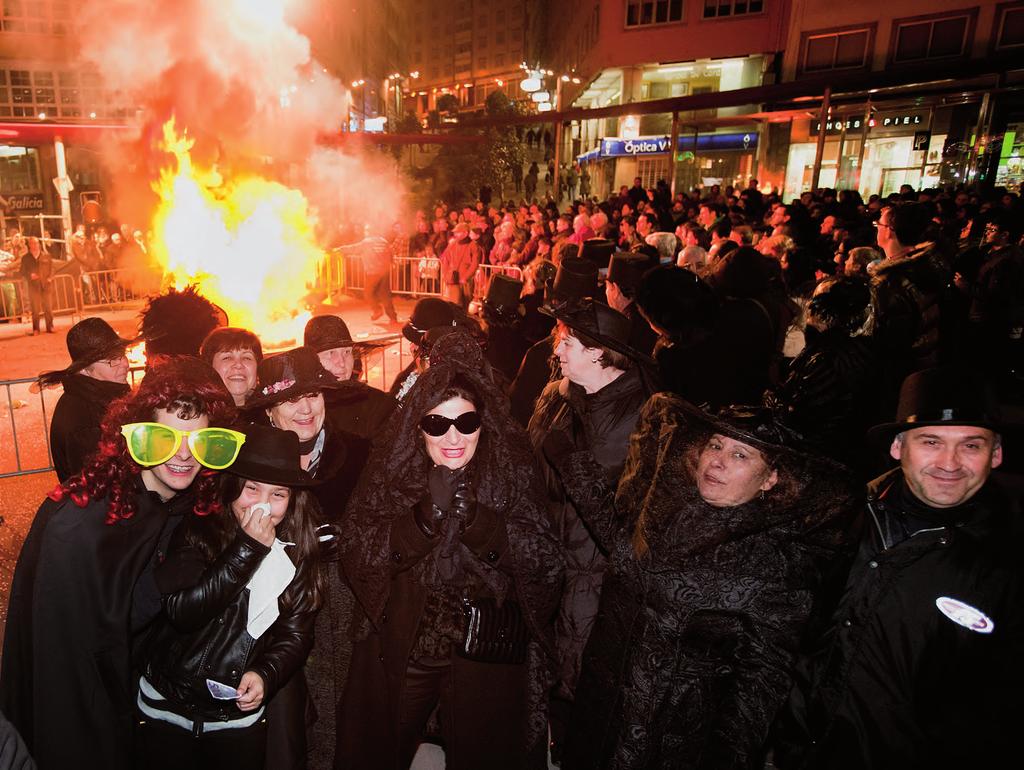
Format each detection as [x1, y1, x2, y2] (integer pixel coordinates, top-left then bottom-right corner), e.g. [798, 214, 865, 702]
[0, 357, 237, 770]
[39, 317, 135, 482]
[774, 366, 1023, 769]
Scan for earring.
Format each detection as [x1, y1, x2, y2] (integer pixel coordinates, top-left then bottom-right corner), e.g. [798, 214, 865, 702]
[760, 489, 766, 501]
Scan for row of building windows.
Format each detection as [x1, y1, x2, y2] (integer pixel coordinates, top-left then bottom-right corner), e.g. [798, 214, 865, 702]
[800, 5, 1024, 75]
[0, 69, 130, 119]
[625, 0, 763, 28]
[1, 0, 71, 35]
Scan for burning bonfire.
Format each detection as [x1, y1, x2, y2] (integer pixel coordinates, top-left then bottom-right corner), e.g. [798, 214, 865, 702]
[147, 118, 323, 348]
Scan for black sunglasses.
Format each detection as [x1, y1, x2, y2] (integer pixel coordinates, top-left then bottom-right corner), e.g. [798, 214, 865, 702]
[419, 411, 482, 437]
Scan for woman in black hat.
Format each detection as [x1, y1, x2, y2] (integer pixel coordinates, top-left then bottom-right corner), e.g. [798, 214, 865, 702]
[245, 347, 371, 769]
[136, 424, 322, 768]
[337, 330, 563, 770]
[541, 396, 858, 770]
[303, 314, 396, 440]
[38, 316, 136, 482]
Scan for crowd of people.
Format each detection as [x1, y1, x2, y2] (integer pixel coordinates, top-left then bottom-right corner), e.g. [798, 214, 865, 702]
[0, 175, 1021, 770]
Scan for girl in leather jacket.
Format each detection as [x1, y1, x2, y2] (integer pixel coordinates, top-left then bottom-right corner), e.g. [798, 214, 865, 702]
[137, 424, 323, 768]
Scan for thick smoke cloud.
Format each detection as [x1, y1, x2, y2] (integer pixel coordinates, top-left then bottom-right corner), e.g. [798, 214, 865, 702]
[73, 0, 406, 233]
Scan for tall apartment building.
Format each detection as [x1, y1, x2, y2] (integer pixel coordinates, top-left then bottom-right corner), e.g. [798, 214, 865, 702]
[541, 0, 1020, 198]
[298, 0, 408, 130]
[402, 0, 537, 115]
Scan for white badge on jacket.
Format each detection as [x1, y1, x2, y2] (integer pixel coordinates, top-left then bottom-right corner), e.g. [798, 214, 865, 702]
[935, 596, 995, 634]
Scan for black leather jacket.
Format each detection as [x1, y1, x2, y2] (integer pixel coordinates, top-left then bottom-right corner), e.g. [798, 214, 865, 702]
[141, 519, 316, 723]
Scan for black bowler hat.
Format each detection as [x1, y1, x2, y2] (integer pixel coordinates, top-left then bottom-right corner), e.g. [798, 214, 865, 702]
[402, 297, 458, 345]
[244, 346, 341, 410]
[542, 298, 652, 363]
[482, 274, 524, 317]
[606, 251, 649, 292]
[867, 366, 1001, 445]
[229, 423, 316, 487]
[549, 257, 598, 304]
[37, 317, 137, 386]
[304, 314, 392, 354]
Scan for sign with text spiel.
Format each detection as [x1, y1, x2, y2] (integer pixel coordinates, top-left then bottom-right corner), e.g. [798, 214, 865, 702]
[811, 112, 927, 136]
[2, 192, 45, 212]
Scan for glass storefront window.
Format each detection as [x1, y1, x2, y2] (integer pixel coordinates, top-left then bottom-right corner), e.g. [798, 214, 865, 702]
[0, 146, 41, 192]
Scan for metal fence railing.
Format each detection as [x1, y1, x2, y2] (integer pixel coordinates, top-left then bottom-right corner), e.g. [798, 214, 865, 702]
[0, 278, 26, 323]
[0, 375, 56, 479]
[79, 268, 144, 310]
[316, 251, 444, 300]
[0, 274, 81, 325]
[391, 256, 443, 298]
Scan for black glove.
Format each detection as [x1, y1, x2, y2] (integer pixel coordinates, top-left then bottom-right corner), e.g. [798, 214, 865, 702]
[427, 464, 460, 510]
[541, 429, 576, 468]
[413, 497, 445, 538]
[450, 476, 477, 532]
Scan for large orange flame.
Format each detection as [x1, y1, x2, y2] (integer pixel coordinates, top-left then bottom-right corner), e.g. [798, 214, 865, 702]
[149, 118, 322, 347]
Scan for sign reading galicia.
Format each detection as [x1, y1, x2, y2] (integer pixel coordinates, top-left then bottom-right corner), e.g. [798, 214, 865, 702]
[3, 193, 45, 212]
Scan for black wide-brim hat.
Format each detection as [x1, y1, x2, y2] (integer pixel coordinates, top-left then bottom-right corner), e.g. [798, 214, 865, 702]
[541, 298, 653, 364]
[228, 423, 317, 487]
[37, 317, 138, 386]
[244, 345, 342, 410]
[304, 314, 393, 354]
[867, 366, 1001, 446]
[676, 399, 809, 461]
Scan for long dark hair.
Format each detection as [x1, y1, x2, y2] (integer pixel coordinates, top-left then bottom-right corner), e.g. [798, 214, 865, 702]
[182, 473, 325, 612]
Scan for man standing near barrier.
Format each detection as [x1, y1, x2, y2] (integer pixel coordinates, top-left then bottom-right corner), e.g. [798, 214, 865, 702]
[20, 236, 53, 334]
[441, 222, 481, 308]
[360, 224, 398, 324]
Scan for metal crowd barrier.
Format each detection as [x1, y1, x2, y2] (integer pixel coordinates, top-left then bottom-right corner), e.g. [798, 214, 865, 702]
[79, 268, 143, 310]
[355, 332, 413, 393]
[0, 279, 26, 323]
[390, 255, 443, 298]
[472, 263, 524, 299]
[317, 250, 444, 300]
[0, 274, 80, 325]
[0, 375, 55, 478]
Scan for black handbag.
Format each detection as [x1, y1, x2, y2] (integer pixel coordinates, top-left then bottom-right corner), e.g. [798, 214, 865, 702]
[457, 597, 529, 665]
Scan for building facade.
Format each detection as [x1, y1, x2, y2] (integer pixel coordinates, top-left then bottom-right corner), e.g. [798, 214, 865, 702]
[539, 0, 1020, 199]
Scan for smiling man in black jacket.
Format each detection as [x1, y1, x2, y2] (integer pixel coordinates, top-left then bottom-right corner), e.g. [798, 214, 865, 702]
[774, 366, 1023, 769]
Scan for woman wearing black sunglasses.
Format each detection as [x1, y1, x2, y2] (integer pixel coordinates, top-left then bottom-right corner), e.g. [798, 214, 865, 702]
[337, 330, 564, 770]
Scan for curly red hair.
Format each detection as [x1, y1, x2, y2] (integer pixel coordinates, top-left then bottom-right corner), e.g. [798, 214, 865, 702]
[49, 355, 237, 524]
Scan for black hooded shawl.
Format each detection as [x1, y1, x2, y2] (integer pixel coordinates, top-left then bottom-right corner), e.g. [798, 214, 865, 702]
[340, 330, 565, 763]
[546, 393, 859, 770]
